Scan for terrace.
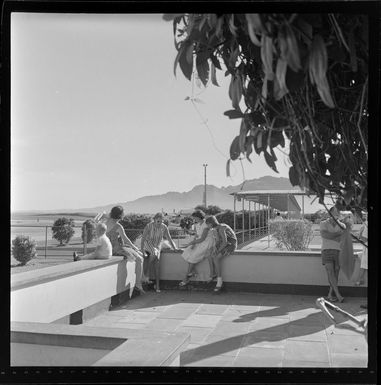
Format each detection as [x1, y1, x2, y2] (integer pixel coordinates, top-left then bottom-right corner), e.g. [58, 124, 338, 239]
[11, 249, 368, 368]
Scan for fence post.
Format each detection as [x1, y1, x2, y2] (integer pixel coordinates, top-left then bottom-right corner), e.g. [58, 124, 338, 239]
[44, 226, 48, 259]
[83, 224, 87, 255]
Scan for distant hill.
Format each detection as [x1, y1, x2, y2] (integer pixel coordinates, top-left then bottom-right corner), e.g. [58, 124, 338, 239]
[69, 176, 305, 214]
[13, 176, 324, 216]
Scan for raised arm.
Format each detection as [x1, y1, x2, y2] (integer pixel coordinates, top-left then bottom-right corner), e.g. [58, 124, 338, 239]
[188, 228, 209, 245]
[164, 226, 178, 250]
[117, 224, 140, 252]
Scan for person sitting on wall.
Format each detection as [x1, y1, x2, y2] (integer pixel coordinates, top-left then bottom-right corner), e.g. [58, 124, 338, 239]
[179, 210, 216, 287]
[320, 206, 347, 303]
[141, 213, 179, 293]
[205, 215, 237, 293]
[73, 223, 112, 260]
[104, 206, 146, 294]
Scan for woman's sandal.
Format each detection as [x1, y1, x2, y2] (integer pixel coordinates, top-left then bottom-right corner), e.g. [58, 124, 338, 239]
[326, 296, 338, 303]
[135, 286, 146, 294]
[206, 275, 217, 284]
[153, 285, 161, 293]
[187, 272, 197, 278]
[179, 280, 189, 287]
[213, 284, 223, 293]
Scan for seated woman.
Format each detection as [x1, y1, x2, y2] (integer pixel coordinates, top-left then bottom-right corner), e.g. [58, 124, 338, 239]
[103, 206, 146, 294]
[205, 215, 237, 293]
[140, 213, 178, 292]
[179, 210, 216, 286]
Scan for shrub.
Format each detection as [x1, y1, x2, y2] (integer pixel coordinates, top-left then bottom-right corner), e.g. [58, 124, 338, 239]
[81, 219, 96, 244]
[12, 235, 38, 265]
[269, 220, 314, 251]
[52, 217, 75, 245]
[120, 214, 151, 242]
[194, 205, 222, 215]
[180, 216, 193, 231]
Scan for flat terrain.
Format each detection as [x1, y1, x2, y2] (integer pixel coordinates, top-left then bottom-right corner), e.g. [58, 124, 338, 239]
[85, 290, 368, 367]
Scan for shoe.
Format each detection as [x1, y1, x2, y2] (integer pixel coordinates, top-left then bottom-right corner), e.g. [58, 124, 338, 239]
[206, 275, 217, 284]
[153, 285, 161, 293]
[73, 252, 79, 261]
[338, 297, 345, 303]
[213, 284, 223, 293]
[187, 272, 196, 278]
[135, 285, 146, 294]
[179, 280, 189, 287]
[325, 296, 338, 303]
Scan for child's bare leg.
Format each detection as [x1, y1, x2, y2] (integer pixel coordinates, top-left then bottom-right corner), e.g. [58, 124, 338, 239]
[78, 252, 97, 260]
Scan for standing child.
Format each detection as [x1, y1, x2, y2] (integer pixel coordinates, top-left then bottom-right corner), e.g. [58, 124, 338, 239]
[73, 223, 112, 260]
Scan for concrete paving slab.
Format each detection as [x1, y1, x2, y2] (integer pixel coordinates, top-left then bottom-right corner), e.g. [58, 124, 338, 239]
[282, 360, 330, 367]
[181, 314, 222, 328]
[196, 304, 230, 315]
[327, 334, 367, 355]
[115, 311, 159, 324]
[242, 331, 288, 349]
[175, 326, 214, 343]
[202, 334, 244, 357]
[287, 325, 328, 342]
[145, 318, 183, 332]
[330, 353, 368, 367]
[234, 346, 284, 367]
[157, 306, 198, 320]
[209, 321, 251, 337]
[284, 340, 330, 362]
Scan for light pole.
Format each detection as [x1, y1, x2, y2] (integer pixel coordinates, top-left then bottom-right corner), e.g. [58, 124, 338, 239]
[203, 164, 208, 207]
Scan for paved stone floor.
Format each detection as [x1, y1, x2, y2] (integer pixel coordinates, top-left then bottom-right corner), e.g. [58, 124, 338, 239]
[84, 290, 368, 367]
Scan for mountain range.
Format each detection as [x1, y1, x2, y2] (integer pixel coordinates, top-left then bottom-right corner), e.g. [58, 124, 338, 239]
[77, 176, 311, 214]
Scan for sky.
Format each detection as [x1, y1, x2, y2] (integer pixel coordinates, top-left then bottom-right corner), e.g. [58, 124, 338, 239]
[11, 13, 293, 212]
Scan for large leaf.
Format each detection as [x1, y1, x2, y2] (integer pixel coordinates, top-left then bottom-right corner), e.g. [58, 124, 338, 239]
[245, 136, 255, 162]
[270, 130, 286, 148]
[250, 111, 266, 126]
[264, 150, 278, 173]
[229, 75, 243, 111]
[226, 158, 231, 177]
[289, 166, 300, 186]
[239, 118, 249, 153]
[210, 62, 219, 86]
[224, 109, 244, 119]
[196, 55, 210, 86]
[229, 135, 241, 160]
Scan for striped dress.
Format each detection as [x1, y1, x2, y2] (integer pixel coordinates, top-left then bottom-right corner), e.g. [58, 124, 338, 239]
[142, 222, 167, 258]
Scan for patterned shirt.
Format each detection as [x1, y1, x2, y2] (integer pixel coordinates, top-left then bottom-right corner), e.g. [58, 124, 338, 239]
[142, 222, 168, 256]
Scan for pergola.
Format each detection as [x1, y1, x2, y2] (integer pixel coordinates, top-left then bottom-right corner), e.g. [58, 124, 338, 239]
[230, 190, 309, 247]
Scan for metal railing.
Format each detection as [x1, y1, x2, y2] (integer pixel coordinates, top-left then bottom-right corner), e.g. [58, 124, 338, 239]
[236, 225, 269, 247]
[10, 224, 193, 260]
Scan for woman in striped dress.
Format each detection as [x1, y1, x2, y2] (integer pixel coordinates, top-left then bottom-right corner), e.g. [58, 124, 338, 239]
[141, 213, 178, 292]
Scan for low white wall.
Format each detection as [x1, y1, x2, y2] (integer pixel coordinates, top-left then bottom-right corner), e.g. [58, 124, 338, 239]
[159, 250, 366, 287]
[11, 258, 136, 323]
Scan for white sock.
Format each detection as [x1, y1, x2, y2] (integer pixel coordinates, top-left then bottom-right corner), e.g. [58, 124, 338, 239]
[217, 277, 223, 286]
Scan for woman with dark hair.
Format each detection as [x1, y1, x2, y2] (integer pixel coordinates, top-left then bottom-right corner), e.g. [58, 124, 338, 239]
[141, 212, 178, 292]
[179, 210, 216, 286]
[104, 206, 146, 293]
[205, 215, 237, 292]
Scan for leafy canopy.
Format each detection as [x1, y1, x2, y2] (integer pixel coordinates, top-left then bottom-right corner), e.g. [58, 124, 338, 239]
[165, 13, 368, 214]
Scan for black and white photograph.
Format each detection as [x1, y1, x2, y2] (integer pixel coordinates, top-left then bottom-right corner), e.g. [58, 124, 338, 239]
[5, 2, 378, 379]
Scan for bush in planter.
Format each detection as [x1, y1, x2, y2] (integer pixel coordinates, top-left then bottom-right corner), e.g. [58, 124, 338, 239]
[269, 220, 314, 251]
[12, 235, 38, 265]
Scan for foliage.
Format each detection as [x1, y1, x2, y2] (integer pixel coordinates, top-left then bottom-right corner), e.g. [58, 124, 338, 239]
[194, 204, 223, 215]
[180, 216, 194, 230]
[269, 219, 313, 250]
[12, 235, 38, 265]
[166, 13, 368, 214]
[81, 219, 96, 244]
[120, 214, 152, 242]
[52, 217, 75, 245]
